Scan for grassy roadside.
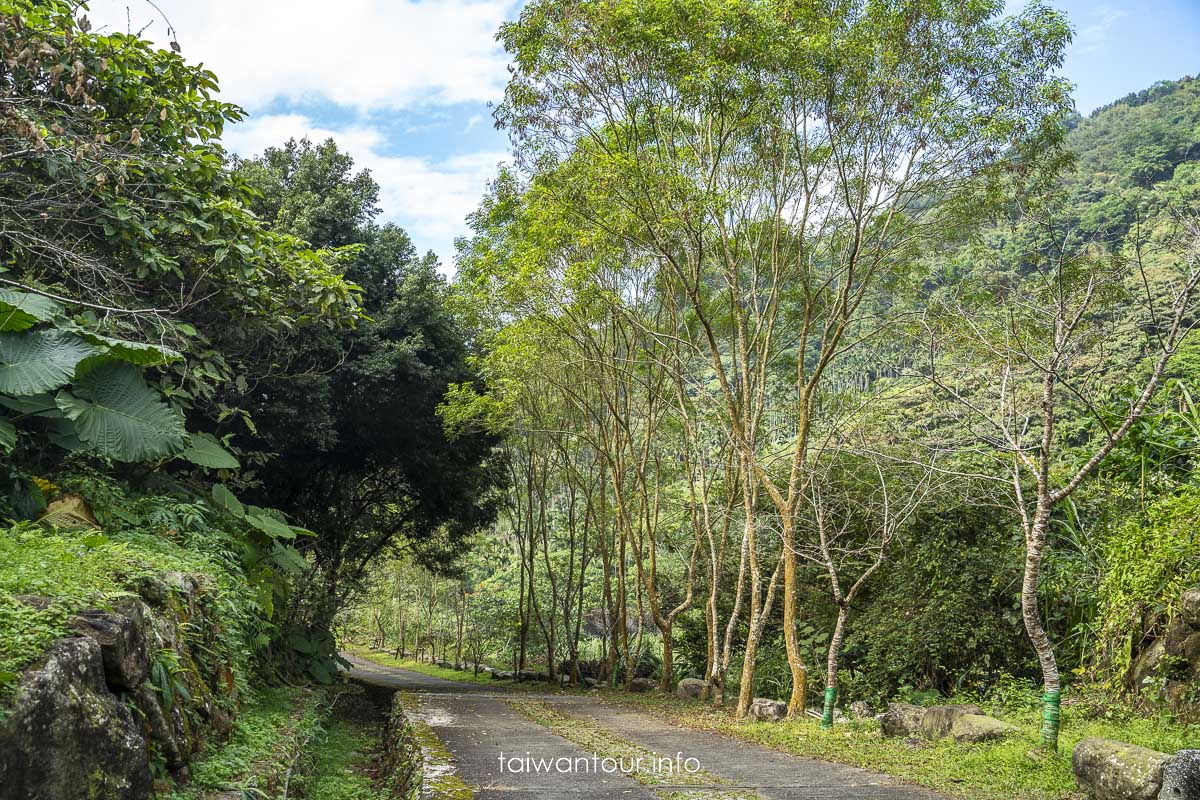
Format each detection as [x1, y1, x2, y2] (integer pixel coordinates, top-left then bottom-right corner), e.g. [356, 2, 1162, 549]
[602, 692, 1197, 800]
[162, 685, 324, 799]
[343, 644, 584, 694]
[292, 691, 380, 800]
[343, 645, 501, 686]
[343, 645, 1199, 799]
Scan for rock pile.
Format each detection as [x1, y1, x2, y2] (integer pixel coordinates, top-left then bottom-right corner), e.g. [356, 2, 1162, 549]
[879, 702, 1018, 744]
[1128, 585, 1200, 709]
[0, 573, 242, 800]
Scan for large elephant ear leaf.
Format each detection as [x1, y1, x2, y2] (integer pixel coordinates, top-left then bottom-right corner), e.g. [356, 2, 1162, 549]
[0, 330, 96, 395]
[0, 290, 63, 332]
[211, 483, 245, 518]
[71, 330, 182, 366]
[180, 432, 240, 470]
[46, 418, 88, 453]
[54, 361, 186, 461]
[0, 392, 60, 417]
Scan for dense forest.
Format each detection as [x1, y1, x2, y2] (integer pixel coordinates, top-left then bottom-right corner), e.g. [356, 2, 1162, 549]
[1, 0, 1197, 799]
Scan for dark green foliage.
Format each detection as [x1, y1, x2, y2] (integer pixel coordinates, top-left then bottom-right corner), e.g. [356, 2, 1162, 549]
[226, 139, 503, 666]
[0, 0, 361, 469]
[844, 508, 1030, 704]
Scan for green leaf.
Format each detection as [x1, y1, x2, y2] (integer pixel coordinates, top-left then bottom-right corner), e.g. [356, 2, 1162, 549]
[71, 329, 182, 366]
[81, 533, 109, 548]
[0, 415, 14, 451]
[308, 659, 335, 684]
[246, 512, 295, 540]
[55, 361, 186, 461]
[0, 330, 96, 395]
[270, 542, 310, 575]
[211, 484, 245, 518]
[0, 392, 60, 417]
[287, 629, 318, 654]
[46, 418, 88, 452]
[0, 290, 62, 332]
[180, 432, 240, 470]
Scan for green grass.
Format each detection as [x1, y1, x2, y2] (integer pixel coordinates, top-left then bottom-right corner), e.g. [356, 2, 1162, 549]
[295, 715, 378, 800]
[162, 685, 323, 799]
[0, 521, 248, 702]
[605, 692, 1198, 800]
[344, 644, 578, 693]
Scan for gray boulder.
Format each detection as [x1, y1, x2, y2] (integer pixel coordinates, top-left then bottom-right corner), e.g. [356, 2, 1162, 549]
[1182, 586, 1200, 629]
[748, 698, 787, 722]
[13, 595, 54, 610]
[880, 702, 926, 737]
[1072, 738, 1169, 800]
[1177, 633, 1200, 666]
[136, 571, 197, 609]
[492, 670, 514, 680]
[131, 683, 190, 771]
[0, 638, 151, 800]
[1164, 621, 1196, 658]
[629, 677, 656, 693]
[675, 678, 707, 700]
[949, 714, 1020, 744]
[920, 703, 984, 740]
[583, 677, 599, 689]
[1160, 750, 1200, 800]
[1130, 639, 1167, 690]
[71, 605, 148, 690]
[849, 700, 873, 720]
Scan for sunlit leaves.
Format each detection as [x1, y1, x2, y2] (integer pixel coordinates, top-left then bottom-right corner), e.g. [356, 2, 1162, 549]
[0, 291, 63, 332]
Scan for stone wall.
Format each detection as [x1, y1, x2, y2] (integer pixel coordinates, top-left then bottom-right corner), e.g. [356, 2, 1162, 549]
[0, 572, 242, 800]
[378, 691, 424, 800]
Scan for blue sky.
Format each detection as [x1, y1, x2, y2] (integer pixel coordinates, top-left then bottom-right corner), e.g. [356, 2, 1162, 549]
[87, 1, 1198, 274]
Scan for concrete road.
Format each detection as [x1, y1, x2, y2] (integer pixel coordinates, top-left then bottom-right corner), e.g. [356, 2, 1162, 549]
[344, 655, 945, 800]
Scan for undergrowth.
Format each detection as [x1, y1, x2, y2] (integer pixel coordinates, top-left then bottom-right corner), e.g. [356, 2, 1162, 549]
[0, 519, 253, 701]
[162, 685, 323, 799]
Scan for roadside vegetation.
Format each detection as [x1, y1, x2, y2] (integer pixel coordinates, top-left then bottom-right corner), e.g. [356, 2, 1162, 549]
[1, 0, 1197, 797]
[346, 1, 1200, 782]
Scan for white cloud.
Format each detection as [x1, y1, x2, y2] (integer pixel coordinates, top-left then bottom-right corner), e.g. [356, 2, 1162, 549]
[224, 114, 505, 272]
[1075, 7, 1126, 54]
[84, 0, 517, 110]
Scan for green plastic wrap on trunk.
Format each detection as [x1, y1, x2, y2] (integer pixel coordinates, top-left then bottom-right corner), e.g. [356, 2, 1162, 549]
[1040, 689, 1061, 750]
[820, 686, 837, 730]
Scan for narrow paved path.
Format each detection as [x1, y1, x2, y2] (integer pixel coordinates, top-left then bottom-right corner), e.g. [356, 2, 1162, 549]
[344, 655, 945, 800]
